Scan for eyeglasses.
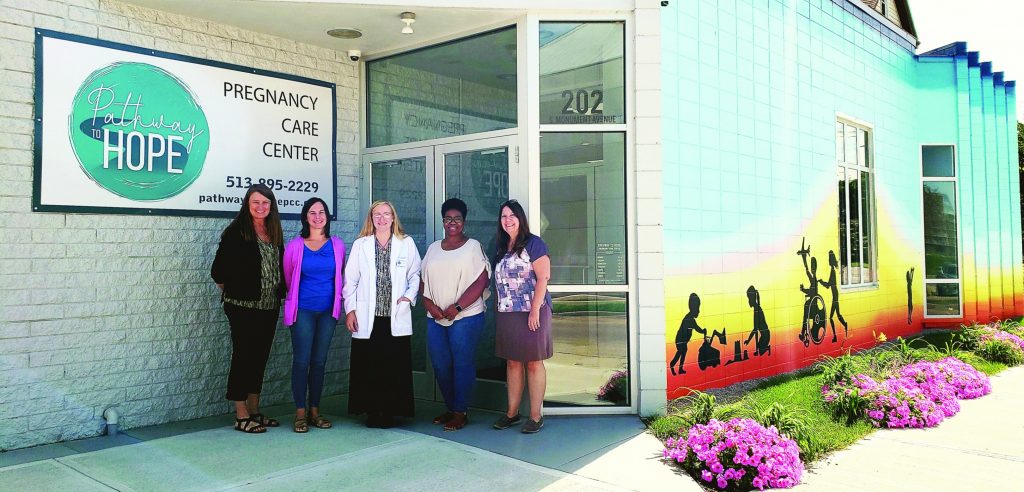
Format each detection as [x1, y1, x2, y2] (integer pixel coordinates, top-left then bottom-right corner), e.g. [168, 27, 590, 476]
[442, 216, 464, 224]
[372, 212, 393, 219]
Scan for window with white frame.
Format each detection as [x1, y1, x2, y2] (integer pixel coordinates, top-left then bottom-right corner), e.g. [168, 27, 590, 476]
[921, 145, 961, 316]
[836, 119, 876, 287]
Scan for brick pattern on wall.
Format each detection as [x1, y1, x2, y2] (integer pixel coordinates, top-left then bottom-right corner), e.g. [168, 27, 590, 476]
[0, 0, 360, 450]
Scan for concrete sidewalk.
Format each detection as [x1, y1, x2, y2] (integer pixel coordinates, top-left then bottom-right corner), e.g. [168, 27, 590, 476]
[1, 367, 1020, 491]
[0, 400, 697, 492]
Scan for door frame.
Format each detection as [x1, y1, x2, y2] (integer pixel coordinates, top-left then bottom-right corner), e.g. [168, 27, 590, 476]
[361, 133, 518, 410]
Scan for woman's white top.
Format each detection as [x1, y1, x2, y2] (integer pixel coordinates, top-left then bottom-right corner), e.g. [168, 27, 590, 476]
[421, 238, 491, 327]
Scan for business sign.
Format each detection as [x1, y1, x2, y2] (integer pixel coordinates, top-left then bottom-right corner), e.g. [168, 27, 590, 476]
[33, 30, 336, 217]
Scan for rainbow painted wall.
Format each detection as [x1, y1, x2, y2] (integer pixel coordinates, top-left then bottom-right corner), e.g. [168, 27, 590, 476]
[660, 0, 1021, 399]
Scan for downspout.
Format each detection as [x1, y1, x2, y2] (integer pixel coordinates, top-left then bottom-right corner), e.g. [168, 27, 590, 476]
[103, 407, 120, 436]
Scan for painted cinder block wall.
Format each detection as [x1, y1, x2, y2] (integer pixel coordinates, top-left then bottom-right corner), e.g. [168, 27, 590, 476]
[660, 0, 1021, 398]
[0, 0, 360, 450]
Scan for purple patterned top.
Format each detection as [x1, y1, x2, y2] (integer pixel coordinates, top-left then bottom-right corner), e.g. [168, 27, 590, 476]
[495, 235, 551, 312]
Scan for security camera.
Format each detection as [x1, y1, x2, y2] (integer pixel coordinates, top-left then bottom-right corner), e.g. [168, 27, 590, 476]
[348, 50, 361, 62]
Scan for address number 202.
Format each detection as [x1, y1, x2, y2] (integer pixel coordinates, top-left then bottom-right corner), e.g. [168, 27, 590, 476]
[561, 89, 604, 115]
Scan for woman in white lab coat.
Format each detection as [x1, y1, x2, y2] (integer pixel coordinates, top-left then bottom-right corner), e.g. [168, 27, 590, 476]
[343, 200, 421, 428]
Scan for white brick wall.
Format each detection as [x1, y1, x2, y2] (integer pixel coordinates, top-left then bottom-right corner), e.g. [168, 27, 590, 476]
[0, 0, 360, 450]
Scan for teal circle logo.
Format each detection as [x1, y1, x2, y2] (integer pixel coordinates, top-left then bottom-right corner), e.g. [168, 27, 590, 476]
[69, 62, 210, 201]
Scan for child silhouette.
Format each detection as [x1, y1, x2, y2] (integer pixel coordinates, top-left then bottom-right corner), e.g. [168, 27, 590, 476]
[669, 293, 706, 375]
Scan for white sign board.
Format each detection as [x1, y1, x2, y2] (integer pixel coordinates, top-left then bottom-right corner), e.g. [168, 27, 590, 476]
[33, 30, 336, 217]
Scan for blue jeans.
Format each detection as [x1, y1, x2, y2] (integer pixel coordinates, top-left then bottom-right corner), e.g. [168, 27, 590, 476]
[426, 313, 484, 413]
[291, 308, 337, 409]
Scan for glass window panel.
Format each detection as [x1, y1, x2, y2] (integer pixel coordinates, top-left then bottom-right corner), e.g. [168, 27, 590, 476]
[835, 122, 845, 163]
[844, 124, 857, 165]
[540, 133, 627, 284]
[926, 283, 961, 316]
[838, 167, 849, 284]
[540, 22, 625, 124]
[857, 128, 868, 167]
[366, 27, 517, 147]
[923, 181, 959, 280]
[371, 158, 427, 371]
[443, 148, 509, 382]
[922, 145, 955, 178]
[546, 292, 629, 407]
[860, 170, 873, 282]
[847, 168, 861, 284]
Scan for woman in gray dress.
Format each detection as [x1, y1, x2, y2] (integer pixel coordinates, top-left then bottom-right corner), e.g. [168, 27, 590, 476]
[491, 199, 552, 434]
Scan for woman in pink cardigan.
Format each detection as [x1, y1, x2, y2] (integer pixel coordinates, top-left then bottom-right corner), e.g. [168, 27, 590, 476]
[283, 197, 345, 433]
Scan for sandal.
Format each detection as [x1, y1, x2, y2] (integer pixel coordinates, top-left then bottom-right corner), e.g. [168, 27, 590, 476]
[293, 417, 309, 433]
[444, 412, 467, 432]
[432, 412, 454, 425]
[307, 415, 332, 429]
[251, 413, 280, 427]
[234, 417, 266, 434]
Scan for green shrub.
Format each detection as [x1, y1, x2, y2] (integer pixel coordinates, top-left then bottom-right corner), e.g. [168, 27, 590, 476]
[977, 339, 1024, 366]
[818, 353, 858, 387]
[742, 401, 819, 460]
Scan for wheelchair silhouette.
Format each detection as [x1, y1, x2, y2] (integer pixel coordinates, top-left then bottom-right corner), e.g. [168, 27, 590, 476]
[799, 294, 827, 346]
[796, 238, 827, 347]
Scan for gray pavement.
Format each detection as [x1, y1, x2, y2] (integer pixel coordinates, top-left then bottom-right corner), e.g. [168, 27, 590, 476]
[1, 367, 1020, 491]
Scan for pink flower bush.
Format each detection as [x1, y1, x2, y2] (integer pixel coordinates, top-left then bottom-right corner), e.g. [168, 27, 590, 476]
[900, 358, 991, 400]
[978, 327, 1024, 352]
[663, 418, 803, 490]
[596, 369, 629, 403]
[822, 357, 992, 429]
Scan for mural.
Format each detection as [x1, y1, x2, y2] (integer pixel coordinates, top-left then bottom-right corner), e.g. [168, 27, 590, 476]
[906, 267, 915, 324]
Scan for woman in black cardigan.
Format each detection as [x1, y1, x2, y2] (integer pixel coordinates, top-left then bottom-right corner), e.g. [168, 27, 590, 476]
[211, 184, 285, 433]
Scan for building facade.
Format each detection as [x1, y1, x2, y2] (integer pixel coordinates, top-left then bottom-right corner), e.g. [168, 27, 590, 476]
[0, 0, 1018, 450]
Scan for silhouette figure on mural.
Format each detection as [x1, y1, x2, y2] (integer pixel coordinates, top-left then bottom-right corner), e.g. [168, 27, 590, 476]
[906, 267, 915, 324]
[669, 293, 706, 375]
[743, 285, 771, 356]
[818, 250, 848, 342]
[797, 238, 828, 346]
[698, 328, 727, 370]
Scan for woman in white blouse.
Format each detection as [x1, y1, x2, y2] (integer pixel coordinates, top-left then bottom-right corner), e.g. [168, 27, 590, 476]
[342, 200, 421, 428]
[419, 198, 490, 431]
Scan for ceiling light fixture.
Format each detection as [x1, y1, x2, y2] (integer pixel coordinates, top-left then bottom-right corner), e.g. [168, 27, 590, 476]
[400, 12, 416, 34]
[327, 28, 363, 39]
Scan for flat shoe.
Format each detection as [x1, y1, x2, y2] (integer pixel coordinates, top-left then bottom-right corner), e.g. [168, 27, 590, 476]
[433, 411, 455, 425]
[293, 418, 309, 433]
[521, 417, 544, 434]
[251, 413, 280, 428]
[493, 413, 522, 430]
[444, 412, 467, 432]
[308, 415, 332, 429]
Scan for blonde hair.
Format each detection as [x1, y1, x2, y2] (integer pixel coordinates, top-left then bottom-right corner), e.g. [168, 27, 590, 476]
[358, 200, 407, 239]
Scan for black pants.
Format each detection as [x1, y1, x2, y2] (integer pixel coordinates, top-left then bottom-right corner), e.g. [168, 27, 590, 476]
[348, 316, 414, 417]
[224, 302, 279, 401]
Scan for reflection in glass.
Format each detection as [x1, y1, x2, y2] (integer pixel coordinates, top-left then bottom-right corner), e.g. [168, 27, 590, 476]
[371, 158, 428, 372]
[546, 293, 629, 407]
[922, 145, 955, 178]
[847, 168, 861, 284]
[540, 22, 625, 124]
[860, 170, 873, 283]
[366, 27, 517, 147]
[443, 148, 509, 382]
[926, 283, 960, 316]
[540, 133, 627, 285]
[837, 168, 849, 284]
[923, 182, 958, 279]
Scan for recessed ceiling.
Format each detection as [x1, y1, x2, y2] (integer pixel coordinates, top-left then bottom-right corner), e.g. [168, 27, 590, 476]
[121, 0, 524, 57]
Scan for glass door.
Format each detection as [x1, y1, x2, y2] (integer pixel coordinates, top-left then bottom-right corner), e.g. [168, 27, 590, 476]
[362, 136, 515, 411]
[434, 138, 511, 409]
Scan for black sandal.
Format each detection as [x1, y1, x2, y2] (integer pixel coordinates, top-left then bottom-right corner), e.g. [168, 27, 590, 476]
[234, 417, 266, 433]
[251, 413, 280, 427]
